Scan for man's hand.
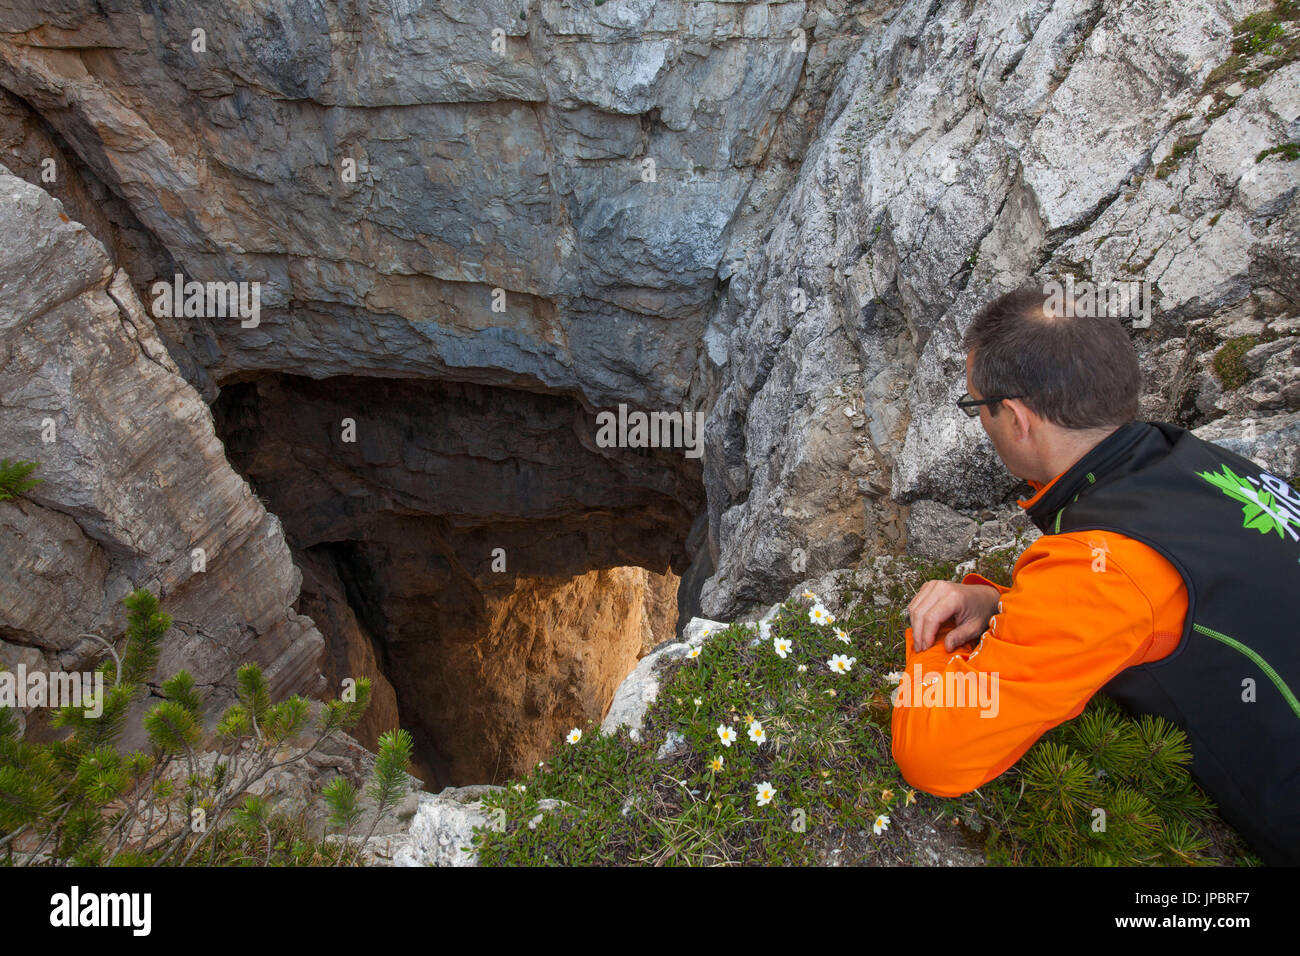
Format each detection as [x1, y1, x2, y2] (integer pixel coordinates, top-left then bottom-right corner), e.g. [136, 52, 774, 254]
[906, 581, 1001, 653]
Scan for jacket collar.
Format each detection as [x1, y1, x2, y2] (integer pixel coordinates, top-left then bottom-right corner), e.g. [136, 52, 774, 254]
[1022, 422, 1166, 533]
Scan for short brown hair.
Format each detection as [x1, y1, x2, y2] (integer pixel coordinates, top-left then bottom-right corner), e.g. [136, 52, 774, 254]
[961, 286, 1140, 429]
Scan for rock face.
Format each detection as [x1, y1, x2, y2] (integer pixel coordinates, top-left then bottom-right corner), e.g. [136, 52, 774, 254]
[0, 166, 324, 740]
[405, 564, 678, 786]
[699, 0, 1300, 617]
[383, 785, 568, 867]
[387, 785, 504, 868]
[0, 0, 870, 409]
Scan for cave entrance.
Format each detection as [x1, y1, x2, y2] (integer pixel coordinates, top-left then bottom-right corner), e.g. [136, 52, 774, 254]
[211, 373, 700, 790]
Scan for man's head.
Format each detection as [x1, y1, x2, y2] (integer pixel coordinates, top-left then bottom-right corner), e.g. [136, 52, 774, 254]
[961, 286, 1141, 485]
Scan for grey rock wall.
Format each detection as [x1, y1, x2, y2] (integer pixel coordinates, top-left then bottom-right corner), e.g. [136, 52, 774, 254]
[0, 166, 324, 739]
[0, 0, 864, 410]
[699, 0, 1299, 617]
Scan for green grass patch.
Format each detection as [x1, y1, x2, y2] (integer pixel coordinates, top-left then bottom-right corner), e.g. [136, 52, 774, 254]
[1234, 11, 1291, 55]
[474, 603, 910, 866]
[1256, 142, 1300, 163]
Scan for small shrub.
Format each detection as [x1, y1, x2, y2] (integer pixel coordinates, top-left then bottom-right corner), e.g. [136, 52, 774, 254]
[976, 696, 1246, 865]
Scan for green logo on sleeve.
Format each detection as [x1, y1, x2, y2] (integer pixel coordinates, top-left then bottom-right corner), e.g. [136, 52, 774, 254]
[1198, 465, 1300, 542]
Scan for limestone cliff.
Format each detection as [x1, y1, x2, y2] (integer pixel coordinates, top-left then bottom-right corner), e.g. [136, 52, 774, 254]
[0, 166, 324, 745]
[699, 0, 1300, 615]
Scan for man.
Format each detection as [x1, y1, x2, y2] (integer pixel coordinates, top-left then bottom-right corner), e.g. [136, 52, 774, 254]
[890, 286, 1300, 865]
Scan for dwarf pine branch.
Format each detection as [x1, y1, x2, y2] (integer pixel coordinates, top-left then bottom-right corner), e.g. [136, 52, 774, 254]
[354, 728, 415, 862]
[982, 695, 1220, 865]
[0, 458, 41, 502]
[0, 587, 402, 866]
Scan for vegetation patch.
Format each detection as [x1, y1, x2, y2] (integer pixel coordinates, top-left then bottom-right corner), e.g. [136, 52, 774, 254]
[1154, 134, 1202, 179]
[1256, 142, 1300, 163]
[0, 585, 408, 866]
[1214, 335, 1263, 390]
[1203, 1, 1300, 104]
[0, 458, 41, 501]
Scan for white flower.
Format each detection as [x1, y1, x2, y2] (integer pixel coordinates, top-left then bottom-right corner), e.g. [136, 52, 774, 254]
[873, 813, 891, 835]
[747, 720, 766, 745]
[773, 636, 792, 658]
[827, 654, 856, 674]
[797, 663, 808, 673]
[883, 671, 906, 685]
[834, 627, 850, 644]
[693, 697, 702, 707]
[566, 728, 582, 744]
[709, 755, 724, 772]
[801, 590, 818, 602]
[717, 724, 737, 747]
[755, 781, 776, 806]
[687, 646, 701, 660]
[809, 603, 835, 626]
[514, 784, 527, 793]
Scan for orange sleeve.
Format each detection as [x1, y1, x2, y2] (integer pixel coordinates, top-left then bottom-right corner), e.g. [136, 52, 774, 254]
[890, 533, 1167, 797]
[962, 571, 1009, 595]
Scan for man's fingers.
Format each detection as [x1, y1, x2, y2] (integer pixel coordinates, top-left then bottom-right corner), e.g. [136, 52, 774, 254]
[912, 590, 959, 651]
[906, 580, 935, 618]
[911, 589, 946, 650]
[943, 618, 986, 653]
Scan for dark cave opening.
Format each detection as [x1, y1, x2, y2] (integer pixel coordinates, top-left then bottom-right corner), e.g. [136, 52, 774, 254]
[210, 373, 703, 790]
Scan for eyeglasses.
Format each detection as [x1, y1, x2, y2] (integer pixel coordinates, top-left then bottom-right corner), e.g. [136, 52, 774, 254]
[956, 392, 1018, 417]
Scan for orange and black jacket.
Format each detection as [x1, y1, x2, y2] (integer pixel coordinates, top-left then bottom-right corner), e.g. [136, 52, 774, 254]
[891, 421, 1300, 865]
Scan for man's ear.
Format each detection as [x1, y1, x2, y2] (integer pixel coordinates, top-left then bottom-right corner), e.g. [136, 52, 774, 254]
[1003, 398, 1034, 441]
